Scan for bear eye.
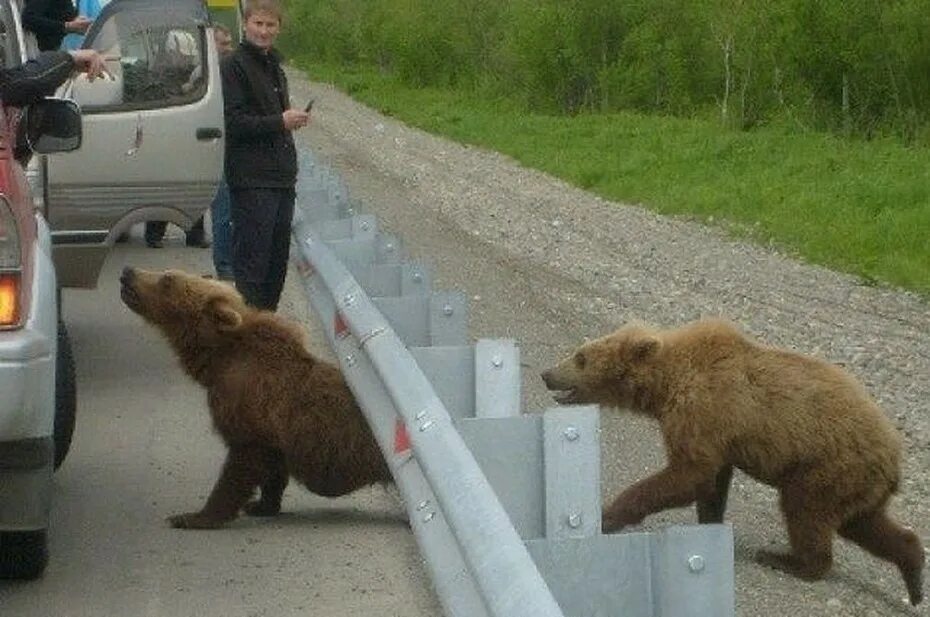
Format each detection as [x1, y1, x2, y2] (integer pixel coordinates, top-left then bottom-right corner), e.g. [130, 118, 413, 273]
[574, 351, 586, 369]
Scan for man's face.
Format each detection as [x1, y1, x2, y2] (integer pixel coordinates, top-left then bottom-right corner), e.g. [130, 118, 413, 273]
[214, 30, 233, 55]
[244, 10, 280, 51]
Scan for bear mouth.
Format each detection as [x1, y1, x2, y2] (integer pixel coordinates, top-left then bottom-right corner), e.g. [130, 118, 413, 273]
[119, 280, 142, 313]
[551, 388, 580, 405]
[119, 285, 140, 312]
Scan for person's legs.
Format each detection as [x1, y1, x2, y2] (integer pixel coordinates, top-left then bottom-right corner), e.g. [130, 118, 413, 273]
[231, 188, 278, 310]
[186, 216, 209, 248]
[210, 176, 234, 280]
[144, 221, 168, 248]
[260, 189, 295, 311]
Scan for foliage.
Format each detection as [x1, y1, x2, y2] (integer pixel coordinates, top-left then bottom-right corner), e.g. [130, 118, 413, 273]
[282, 0, 930, 141]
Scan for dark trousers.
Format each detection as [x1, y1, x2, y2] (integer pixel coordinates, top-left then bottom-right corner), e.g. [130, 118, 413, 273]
[230, 187, 295, 311]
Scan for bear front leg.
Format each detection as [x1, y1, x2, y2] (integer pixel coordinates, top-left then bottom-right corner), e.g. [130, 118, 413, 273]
[602, 463, 716, 533]
[244, 449, 289, 517]
[696, 465, 734, 524]
[169, 444, 268, 529]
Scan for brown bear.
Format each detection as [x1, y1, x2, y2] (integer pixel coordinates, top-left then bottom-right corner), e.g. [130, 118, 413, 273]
[119, 267, 391, 529]
[541, 317, 924, 605]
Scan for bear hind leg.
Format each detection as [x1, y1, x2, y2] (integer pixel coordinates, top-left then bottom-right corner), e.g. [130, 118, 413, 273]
[757, 487, 835, 580]
[839, 509, 925, 606]
[244, 449, 289, 517]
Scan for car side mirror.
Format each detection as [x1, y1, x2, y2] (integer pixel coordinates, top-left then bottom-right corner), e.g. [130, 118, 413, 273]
[24, 98, 83, 154]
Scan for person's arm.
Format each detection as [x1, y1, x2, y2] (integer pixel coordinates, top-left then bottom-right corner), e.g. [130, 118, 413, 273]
[220, 57, 286, 139]
[22, 0, 69, 39]
[0, 51, 74, 106]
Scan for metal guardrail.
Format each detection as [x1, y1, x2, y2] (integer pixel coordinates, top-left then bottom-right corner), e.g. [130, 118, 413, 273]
[291, 148, 735, 617]
[293, 222, 565, 617]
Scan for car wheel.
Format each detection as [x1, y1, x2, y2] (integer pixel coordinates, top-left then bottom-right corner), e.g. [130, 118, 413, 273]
[0, 530, 48, 579]
[53, 320, 77, 470]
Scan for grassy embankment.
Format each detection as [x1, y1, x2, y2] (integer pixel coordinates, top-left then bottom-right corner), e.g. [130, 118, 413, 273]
[291, 60, 929, 297]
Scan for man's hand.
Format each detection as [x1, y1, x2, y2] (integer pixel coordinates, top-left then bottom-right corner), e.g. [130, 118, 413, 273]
[282, 108, 310, 131]
[65, 16, 93, 33]
[68, 49, 107, 81]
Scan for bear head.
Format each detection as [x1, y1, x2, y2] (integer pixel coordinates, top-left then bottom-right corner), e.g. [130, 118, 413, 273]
[541, 321, 663, 412]
[119, 267, 248, 343]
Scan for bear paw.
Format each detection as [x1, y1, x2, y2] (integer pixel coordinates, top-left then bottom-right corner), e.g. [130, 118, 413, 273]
[167, 512, 228, 529]
[243, 500, 282, 517]
[601, 502, 644, 533]
[755, 550, 829, 581]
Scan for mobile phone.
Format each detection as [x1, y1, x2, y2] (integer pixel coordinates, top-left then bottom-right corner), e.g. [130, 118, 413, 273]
[304, 99, 315, 112]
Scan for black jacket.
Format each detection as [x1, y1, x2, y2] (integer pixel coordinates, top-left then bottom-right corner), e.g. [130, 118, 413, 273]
[22, 0, 78, 52]
[0, 51, 74, 106]
[220, 41, 297, 189]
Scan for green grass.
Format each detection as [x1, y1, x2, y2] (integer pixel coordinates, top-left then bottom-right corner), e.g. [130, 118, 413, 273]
[296, 61, 930, 297]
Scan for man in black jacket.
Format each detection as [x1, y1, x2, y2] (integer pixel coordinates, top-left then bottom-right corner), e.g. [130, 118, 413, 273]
[22, 0, 92, 52]
[1, 48, 105, 105]
[221, 0, 309, 311]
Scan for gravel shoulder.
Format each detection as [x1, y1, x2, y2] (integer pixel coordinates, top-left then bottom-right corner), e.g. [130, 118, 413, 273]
[287, 66, 929, 617]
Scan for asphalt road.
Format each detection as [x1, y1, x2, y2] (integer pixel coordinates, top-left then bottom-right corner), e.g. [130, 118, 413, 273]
[0, 238, 439, 616]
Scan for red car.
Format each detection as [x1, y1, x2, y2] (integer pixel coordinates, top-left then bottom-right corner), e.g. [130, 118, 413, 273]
[0, 4, 82, 578]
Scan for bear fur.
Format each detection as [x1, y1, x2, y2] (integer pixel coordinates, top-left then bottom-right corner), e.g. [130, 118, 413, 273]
[119, 267, 391, 529]
[542, 317, 924, 605]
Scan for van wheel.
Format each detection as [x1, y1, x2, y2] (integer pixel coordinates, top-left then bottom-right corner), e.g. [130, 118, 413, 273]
[54, 321, 77, 470]
[0, 530, 48, 579]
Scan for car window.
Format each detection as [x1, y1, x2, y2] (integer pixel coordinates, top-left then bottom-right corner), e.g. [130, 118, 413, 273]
[76, 8, 208, 113]
[0, 1, 21, 70]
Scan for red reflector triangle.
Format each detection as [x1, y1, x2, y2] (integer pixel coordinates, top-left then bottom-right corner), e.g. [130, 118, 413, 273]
[334, 311, 349, 338]
[394, 418, 411, 454]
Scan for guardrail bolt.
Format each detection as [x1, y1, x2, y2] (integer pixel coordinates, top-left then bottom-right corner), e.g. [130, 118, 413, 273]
[345, 354, 357, 367]
[304, 237, 314, 247]
[360, 221, 371, 232]
[688, 555, 706, 573]
[419, 420, 435, 432]
[343, 293, 356, 306]
[412, 272, 423, 283]
[442, 304, 454, 317]
[563, 426, 580, 441]
[567, 513, 582, 528]
[491, 355, 503, 368]
[385, 242, 395, 253]
[415, 410, 427, 421]
[422, 511, 435, 523]
[416, 500, 430, 511]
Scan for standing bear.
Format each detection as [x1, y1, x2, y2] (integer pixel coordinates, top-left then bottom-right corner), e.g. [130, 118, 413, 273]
[541, 317, 924, 606]
[119, 267, 392, 529]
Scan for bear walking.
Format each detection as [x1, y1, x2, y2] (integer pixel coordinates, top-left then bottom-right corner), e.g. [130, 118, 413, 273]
[542, 318, 924, 605]
[120, 267, 391, 529]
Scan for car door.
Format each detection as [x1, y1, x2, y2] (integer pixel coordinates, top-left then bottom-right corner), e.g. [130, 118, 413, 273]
[45, 0, 223, 287]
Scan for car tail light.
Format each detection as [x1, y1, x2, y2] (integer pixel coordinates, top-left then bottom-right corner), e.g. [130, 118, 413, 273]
[0, 196, 22, 327]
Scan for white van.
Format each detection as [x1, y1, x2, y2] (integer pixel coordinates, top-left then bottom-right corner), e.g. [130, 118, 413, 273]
[39, 0, 226, 288]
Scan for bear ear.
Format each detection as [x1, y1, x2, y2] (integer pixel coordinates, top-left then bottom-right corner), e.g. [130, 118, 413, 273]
[206, 298, 243, 332]
[631, 336, 661, 361]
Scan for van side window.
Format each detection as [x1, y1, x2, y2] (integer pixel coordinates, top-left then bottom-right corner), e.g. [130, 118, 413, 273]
[71, 12, 207, 113]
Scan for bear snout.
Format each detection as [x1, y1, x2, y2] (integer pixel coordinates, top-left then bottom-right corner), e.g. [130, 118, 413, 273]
[120, 266, 137, 286]
[119, 267, 142, 311]
[541, 368, 581, 404]
[541, 367, 570, 390]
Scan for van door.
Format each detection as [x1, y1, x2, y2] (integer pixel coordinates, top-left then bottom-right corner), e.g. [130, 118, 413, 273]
[45, 0, 223, 288]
